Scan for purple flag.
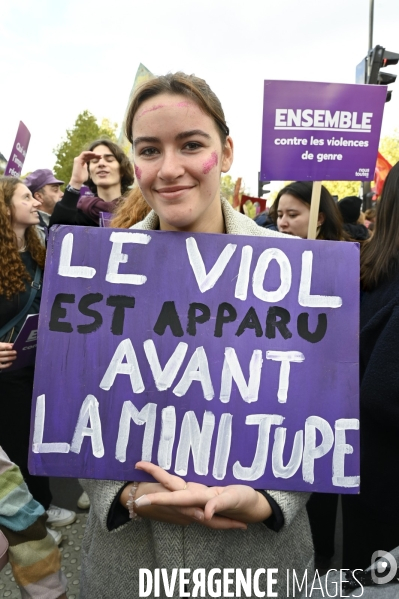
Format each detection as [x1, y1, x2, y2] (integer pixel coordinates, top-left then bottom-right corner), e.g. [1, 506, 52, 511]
[4, 121, 31, 177]
[29, 227, 360, 494]
[261, 81, 386, 181]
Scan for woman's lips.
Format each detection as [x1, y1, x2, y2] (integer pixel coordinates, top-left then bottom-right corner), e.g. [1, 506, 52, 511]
[155, 185, 194, 199]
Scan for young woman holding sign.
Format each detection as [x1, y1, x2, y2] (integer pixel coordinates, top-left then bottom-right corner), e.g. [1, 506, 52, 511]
[0, 177, 76, 538]
[271, 181, 344, 241]
[80, 73, 313, 599]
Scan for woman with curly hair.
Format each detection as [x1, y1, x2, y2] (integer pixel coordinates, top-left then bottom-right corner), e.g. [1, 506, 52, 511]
[49, 138, 135, 227]
[0, 177, 76, 537]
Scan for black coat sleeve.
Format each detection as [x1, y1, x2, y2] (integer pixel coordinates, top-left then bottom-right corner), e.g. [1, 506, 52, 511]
[49, 189, 97, 227]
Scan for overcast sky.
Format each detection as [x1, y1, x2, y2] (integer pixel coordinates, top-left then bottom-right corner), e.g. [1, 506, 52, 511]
[1, 0, 398, 194]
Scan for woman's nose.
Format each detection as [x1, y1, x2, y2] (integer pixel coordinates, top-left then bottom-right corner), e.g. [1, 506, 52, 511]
[279, 215, 288, 227]
[158, 150, 184, 180]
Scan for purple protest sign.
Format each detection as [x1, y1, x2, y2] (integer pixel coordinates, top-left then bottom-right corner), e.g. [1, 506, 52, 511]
[8, 314, 39, 372]
[261, 80, 386, 181]
[29, 226, 359, 494]
[4, 121, 30, 177]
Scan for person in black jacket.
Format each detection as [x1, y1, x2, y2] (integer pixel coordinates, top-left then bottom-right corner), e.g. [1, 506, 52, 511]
[49, 139, 134, 227]
[342, 161, 399, 570]
[337, 195, 370, 241]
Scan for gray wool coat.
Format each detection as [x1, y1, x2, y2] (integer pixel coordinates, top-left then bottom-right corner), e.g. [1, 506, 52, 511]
[80, 199, 314, 599]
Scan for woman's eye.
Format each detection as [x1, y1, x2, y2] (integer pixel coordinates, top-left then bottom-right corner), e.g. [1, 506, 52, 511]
[184, 142, 202, 151]
[140, 147, 159, 157]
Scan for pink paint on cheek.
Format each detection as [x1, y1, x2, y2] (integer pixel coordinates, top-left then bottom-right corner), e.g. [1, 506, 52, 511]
[134, 165, 142, 180]
[202, 151, 218, 174]
[176, 101, 190, 107]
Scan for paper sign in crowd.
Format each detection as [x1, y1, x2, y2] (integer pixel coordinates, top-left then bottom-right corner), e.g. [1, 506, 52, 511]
[29, 226, 360, 494]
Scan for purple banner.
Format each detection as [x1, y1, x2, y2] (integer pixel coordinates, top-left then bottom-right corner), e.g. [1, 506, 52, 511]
[29, 227, 359, 494]
[5, 121, 31, 177]
[261, 81, 386, 181]
[8, 314, 39, 371]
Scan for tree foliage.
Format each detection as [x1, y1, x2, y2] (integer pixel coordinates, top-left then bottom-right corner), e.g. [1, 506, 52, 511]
[323, 180, 361, 200]
[220, 174, 249, 204]
[53, 111, 118, 185]
[379, 128, 399, 166]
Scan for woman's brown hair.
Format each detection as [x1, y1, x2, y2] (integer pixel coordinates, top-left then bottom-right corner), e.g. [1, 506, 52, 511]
[361, 162, 399, 290]
[0, 177, 46, 299]
[85, 139, 134, 195]
[270, 181, 345, 241]
[125, 72, 229, 145]
[111, 187, 152, 228]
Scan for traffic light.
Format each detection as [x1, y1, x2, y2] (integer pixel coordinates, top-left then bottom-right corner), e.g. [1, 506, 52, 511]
[367, 45, 399, 102]
[258, 173, 270, 198]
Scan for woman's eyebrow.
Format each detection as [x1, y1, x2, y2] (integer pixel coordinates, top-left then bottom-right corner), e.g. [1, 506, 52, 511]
[175, 130, 211, 140]
[133, 130, 211, 147]
[132, 136, 159, 147]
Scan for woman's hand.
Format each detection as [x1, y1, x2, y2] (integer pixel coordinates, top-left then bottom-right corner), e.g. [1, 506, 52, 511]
[69, 151, 101, 189]
[131, 462, 272, 526]
[121, 463, 247, 530]
[0, 342, 16, 370]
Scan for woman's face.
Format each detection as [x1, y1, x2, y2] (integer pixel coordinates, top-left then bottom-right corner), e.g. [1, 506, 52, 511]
[131, 93, 233, 232]
[10, 184, 41, 228]
[277, 194, 316, 239]
[88, 144, 121, 190]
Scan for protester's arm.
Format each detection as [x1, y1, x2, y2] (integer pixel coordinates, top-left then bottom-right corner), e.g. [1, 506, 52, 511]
[263, 489, 310, 528]
[129, 463, 309, 530]
[49, 188, 96, 227]
[49, 150, 101, 227]
[117, 463, 271, 526]
[0, 448, 67, 599]
[82, 477, 247, 532]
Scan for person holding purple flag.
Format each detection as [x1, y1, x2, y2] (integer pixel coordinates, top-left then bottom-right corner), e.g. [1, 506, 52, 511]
[49, 139, 134, 227]
[79, 72, 313, 599]
[0, 177, 76, 541]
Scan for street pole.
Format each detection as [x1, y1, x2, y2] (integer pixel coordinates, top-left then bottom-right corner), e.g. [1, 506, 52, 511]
[363, 0, 374, 210]
[369, 0, 374, 53]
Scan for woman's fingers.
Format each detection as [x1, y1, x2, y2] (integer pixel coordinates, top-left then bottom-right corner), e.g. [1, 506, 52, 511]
[135, 487, 214, 509]
[79, 151, 101, 163]
[204, 490, 236, 520]
[177, 507, 246, 530]
[0, 362, 13, 370]
[135, 461, 189, 492]
[0, 345, 17, 369]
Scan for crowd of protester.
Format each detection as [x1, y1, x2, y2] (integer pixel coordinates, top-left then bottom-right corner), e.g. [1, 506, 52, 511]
[0, 70, 397, 597]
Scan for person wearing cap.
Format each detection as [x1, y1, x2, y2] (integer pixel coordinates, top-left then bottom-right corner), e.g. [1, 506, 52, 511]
[337, 196, 370, 241]
[25, 169, 64, 227]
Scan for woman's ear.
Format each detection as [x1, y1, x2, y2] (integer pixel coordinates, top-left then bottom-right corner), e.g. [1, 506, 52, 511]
[221, 136, 234, 173]
[317, 212, 325, 227]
